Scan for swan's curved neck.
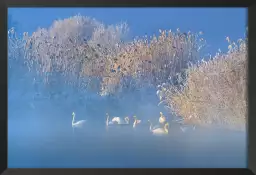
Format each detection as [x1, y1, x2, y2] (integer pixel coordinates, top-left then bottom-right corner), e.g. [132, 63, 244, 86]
[133, 120, 136, 128]
[72, 115, 75, 125]
[125, 118, 129, 124]
[148, 121, 153, 131]
[164, 124, 168, 133]
[106, 115, 109, 126]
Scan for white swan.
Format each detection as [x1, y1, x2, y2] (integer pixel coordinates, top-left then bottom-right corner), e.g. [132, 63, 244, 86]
[106, 113, 130, 126]
[148, 120, 169, 136]
[159, 112, 167, 124]
[72, 112, 86, 128]
[156, 89, 163, 101]
[156, 84, 167, 101]
[115, 116, 130, 125]
[106, 113, 116, 126]
[133, 116, 142, 128]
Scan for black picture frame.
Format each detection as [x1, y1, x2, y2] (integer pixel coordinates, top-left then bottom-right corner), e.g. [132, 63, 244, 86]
[1, 1, 255, 175]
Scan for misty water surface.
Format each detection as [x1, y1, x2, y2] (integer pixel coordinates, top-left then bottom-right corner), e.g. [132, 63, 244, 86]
[8, 88, 247, 168]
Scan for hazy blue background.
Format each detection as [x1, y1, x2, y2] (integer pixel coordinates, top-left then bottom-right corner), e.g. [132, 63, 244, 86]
[8, 8, 247, 168]
[8, 8, 247, 55]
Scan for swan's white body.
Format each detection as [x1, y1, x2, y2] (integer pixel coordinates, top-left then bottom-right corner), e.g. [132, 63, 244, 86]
[151, 128, 167, 135]
[152, 124, 162, 130]
[114, 117, 129, 124]
[106, 114, 129, 126]
[112, 117, 122, 124]
[148, 120, 169, 136]
[72, 112, 86, 128]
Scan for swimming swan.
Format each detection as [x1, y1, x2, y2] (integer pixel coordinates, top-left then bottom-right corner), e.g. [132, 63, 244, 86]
[148, 120, 169, 135]
[72, 112, 86, 128]
[115, 116, 130, 125]
[106, 113, 116, 126]
[106, 113, 130, 126]
[71, 112, 86, 134]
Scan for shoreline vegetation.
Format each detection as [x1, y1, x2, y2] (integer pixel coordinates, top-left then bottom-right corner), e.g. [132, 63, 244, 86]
[8, 14, 247, 132]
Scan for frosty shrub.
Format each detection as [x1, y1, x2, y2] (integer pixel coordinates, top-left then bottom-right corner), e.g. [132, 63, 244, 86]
[8, 27, 25, 62]
[99, 29, 205, 96]
[22, 15, 129, 92]
[21, 15, 204, 96]
[8, 27, 27, 82]
[163, 36, 247, 131]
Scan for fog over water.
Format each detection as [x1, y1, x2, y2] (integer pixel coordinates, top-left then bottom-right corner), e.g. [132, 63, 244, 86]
[8, 70, 247, 168]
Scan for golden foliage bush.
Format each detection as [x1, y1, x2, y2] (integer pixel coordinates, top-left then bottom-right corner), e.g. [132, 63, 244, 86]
[22, 15, 128, 91]
[20, 15, 204, 96]
[99, 29, 205, 95]
[163, 37, 247, 131]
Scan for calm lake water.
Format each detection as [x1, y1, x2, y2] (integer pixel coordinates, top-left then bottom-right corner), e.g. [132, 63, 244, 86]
[8, 106, 247, 168]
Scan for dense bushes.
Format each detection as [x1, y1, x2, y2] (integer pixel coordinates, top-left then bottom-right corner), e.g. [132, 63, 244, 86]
[161, 36, 247, 131]
[20, 15, 205, 96]
[8, 14, 247, 131]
